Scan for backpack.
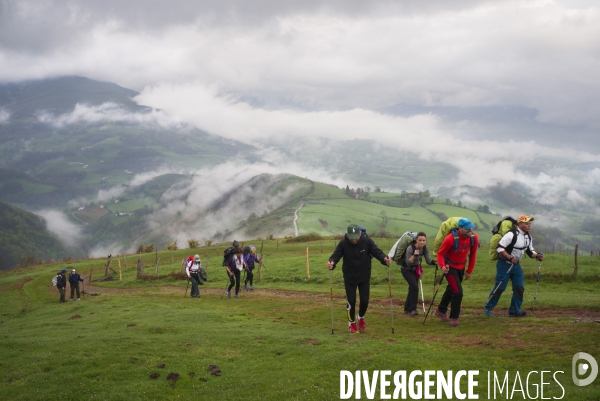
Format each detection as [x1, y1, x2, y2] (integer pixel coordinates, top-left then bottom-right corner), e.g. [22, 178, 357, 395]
[243, 245, 252, 256]
[186, 255, 195, 266]
[223, 246, 236, 266]
[388, 231, 418, 265]
[198, 267, 208, 284]
[432, 217, 475, 256]
[489, 216, 528, 260]
[52, 275, 59, 287]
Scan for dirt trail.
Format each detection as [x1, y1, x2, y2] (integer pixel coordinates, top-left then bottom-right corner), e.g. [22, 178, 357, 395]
[77, 284, 600, 321]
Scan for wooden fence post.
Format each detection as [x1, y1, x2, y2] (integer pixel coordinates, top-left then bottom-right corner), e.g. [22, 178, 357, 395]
[306, 246, 310, 279]
[104, 254, 112, 277]
[137, 254, 144, 279]
[118, 256, 122, 281]
[572, 244, 579, 278]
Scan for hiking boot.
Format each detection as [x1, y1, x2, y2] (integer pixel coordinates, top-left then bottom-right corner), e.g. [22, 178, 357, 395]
[449, 318, 459, 327]
[509, 311, 527, 318]
[243, 284, 248, 290]
[434, 309, 449, 322]
[358, 318, 366, 333]
[69, 299, 73, 301]
[226, 291, 231, 298]
[250, 285, 254, 290]
[235, 294, 240, 299]
[77, 298, 81, 301]
[409, 310, 419, 316]
[348, 322, 358, 334]
[484, 308, 493, 317]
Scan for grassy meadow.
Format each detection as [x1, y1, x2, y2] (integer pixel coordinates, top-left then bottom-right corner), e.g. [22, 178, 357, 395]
[1, 239, 599, 400]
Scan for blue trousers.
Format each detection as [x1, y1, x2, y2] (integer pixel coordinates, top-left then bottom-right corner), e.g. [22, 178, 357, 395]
[486, 260, 525, 314]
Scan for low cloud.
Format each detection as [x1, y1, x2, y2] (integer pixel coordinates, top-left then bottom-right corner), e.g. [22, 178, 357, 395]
[0, 108, 9, 124]
[36, 102, 181, 128]
[35, 209, 84, 248]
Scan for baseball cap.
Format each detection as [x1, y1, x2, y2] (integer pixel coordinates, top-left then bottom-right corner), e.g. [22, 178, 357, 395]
[72, 268, 76, 272]
[194, 254, 201, 262]
[347, 224, 361, 239]
[518, 215, 534, 223]
[457, 218, 475, 230]
[60, 269, 67, 273]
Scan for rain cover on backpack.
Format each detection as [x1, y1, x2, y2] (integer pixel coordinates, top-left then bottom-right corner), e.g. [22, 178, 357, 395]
[388, 231, 418, 265]
[432, 217, 462, 256]
[489, 217, 518, 260]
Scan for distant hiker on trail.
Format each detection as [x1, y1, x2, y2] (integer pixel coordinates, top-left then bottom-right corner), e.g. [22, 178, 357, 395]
[186, 254, 203, 298]
[68, 268, 84, 301]
[484, 215, 544, 317]
[226, 247, 246, 299]
[243, 246, 261, 290]
[327, 224, 392, 334]
[400, 232, 437, 316]
[434, 218, 479, 327]
[56, 269, 67, 303]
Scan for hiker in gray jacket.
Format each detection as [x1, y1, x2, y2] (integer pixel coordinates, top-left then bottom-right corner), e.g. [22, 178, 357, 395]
[401, 232, 437, 316]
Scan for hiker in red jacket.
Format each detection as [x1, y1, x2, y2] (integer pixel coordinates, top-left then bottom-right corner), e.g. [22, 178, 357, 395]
[434, 218, 479, 327]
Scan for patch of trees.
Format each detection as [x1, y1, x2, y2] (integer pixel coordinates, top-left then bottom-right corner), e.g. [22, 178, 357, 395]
[0, 201, 68, 270]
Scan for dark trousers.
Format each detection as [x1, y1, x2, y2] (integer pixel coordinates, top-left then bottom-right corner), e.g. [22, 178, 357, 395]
[58, 288, 66, 303]
[227, 269, 241, 295]
[401, 267, 419, 312]
[344, 277, 370, 322]
[70, 282, 81, 299]
[244, 269, 254, 286]
[190, 274, 200, 297]
[438, 268, 464, 319]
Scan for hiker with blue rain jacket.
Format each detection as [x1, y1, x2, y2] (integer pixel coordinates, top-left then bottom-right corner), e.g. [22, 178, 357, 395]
[485, 215, 544, 317]
[68, 268, 84, 301]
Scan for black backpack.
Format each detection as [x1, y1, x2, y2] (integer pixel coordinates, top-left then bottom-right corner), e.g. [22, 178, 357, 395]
[223, 246, 236, 266]
[243, 246, 252, 256]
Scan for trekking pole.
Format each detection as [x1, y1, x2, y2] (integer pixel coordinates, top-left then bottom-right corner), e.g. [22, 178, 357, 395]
[423, 273, 446, 324]
[329, 269, 335, 335]
[387, 263, 394, 334]
[184, 277, 190, 298]
[82, 280, 85, 300]
[532, 257, 543, 316]
[419, 278, 425, 313]
[484, 262, 515, 309]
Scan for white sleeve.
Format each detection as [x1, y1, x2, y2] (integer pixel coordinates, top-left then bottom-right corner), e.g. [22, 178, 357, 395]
[497, 231, 515, 253]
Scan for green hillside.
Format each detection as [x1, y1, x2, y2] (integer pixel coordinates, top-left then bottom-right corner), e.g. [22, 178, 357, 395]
[0, 201, 70, 270]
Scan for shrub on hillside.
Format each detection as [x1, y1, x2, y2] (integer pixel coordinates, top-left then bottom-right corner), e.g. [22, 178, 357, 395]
[284, 232, 325, 243]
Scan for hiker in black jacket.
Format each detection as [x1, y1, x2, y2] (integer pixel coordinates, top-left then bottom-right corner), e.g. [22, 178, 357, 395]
[327, 224, 392, 333]
[57, 269, 67, 303]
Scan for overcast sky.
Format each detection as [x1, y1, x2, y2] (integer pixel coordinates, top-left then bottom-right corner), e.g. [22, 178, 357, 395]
[2, 0, 600, 202]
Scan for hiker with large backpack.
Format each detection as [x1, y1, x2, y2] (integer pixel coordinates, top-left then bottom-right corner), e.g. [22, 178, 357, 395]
[433, 218, 479, 327]
[54, 269, 68, 303]
[484, 215, 544, 317]
[327, 224, 392, 334]
[399, 232, 437, 316]
[226, 247, 246, 298]
[243, 246, 261, 290]
[186, 254, 203, 298]
[68, 268, 84, 301]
